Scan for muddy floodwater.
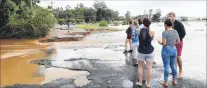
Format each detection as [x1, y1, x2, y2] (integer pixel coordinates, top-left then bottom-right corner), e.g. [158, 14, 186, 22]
[0, 21, 206, 88]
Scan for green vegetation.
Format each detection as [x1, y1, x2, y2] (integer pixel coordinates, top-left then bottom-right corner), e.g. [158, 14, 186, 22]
[0, 0, 165, 39]
[99, 21, 108, 27]
[51, 0, 122, 24]
[77, 23, 119, 31]
[0, 0, 56, 38]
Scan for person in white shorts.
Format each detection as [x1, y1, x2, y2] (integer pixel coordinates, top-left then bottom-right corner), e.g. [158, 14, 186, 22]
[136, 18, 154, 88]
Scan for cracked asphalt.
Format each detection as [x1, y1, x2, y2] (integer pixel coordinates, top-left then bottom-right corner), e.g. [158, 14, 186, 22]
[4, 22, 206, 88]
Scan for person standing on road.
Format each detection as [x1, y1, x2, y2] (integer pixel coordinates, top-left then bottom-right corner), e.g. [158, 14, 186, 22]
[67, 20, 71, 33]
[136, 18, 154, 88]
[123, 20, 133, 53]
[168, 12, 186, 78]
[136, 18, 156, 65]
[131, 19, 139, 65]
[159, 19, 180, 87]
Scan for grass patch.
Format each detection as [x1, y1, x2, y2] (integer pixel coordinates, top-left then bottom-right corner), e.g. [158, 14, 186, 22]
[77, 23, 120, 31]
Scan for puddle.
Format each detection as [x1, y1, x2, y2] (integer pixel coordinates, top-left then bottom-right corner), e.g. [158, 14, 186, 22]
[0, 39, 49, 87]
[53, 48, 125, 61]
[41, 67, 91, 87]
[0, 50, 46, 87]
[123, 80, 133, 88]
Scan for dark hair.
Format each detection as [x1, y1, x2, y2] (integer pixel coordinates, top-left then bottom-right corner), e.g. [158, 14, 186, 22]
[143, 18, 151, 28]
[138, 18, 142, 25]
[164, 19, 173, 27]
[129, 20, 133, 25]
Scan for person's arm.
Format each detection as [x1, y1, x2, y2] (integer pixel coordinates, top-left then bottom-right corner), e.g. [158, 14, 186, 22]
[175, 30, 180, 44]
[158, 38, 166, 45]
[151, 31, 154, 40]
[137, 29, 140, 36]
[126, 27, 129, 33]
[178, 21, 186, 40]
[158, 31, 167, 45]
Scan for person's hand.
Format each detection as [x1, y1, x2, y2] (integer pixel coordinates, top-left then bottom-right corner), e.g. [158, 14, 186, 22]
[158, 40, 162, 44]
[132, 36, 135, 39]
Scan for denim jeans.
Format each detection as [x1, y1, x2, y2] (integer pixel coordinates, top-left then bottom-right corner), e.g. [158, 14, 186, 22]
[161, 46, 177, 81]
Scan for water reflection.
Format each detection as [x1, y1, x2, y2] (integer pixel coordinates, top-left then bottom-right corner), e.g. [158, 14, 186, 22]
[124, 53, 137, 66]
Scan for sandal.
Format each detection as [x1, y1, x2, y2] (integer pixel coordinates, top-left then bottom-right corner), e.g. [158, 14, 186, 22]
[135, 82, 142, 87]
[145, 83, 151, 88]
[172, 81, 177, 85]
[160, 83, 168, 88]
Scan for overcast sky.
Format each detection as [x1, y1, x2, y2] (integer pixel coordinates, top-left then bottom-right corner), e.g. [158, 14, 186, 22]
[37, 0, 206, 18]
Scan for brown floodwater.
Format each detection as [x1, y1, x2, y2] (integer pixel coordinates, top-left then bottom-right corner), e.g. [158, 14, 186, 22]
[0, 39, 92, 87]
[0, 39, 48, 87]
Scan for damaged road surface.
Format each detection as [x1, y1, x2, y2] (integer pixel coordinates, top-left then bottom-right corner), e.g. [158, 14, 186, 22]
[3, 23, 207, 88]
[5, 48, 206, 88]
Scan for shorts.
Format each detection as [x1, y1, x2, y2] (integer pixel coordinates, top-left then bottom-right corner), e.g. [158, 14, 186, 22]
[127, 36, 132, 39]
[137, 52, 154, 62]
[176, 41, 183, 56]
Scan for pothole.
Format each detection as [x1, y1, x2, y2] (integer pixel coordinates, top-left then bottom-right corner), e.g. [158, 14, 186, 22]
[41, 67, 91, 87]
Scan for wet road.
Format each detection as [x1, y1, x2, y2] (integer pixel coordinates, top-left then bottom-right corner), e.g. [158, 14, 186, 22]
[3, 21, 207, 88]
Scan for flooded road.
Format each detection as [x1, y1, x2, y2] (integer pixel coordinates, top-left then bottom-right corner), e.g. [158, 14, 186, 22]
[1, 21, 206, 88]
[0, 39, 50, 86]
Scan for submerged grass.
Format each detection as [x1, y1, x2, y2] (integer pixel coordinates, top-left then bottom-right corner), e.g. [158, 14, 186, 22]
[77, 24, 120, 31]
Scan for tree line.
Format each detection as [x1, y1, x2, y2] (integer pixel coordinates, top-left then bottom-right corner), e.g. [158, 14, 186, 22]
[2, 0, 204, 39]
[51, 0, 121, 24]
[125, 9, 162, 22]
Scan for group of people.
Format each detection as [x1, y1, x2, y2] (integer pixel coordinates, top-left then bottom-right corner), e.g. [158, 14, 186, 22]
[124, 12, 186, 87]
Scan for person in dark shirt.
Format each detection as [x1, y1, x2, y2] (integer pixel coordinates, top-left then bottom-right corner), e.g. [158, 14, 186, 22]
[136, 18, 154, 88]
[123, 20, 133, 53]
[168, 12, 186, 78]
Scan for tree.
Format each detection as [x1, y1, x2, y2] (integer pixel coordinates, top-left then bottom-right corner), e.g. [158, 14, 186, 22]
[65, 5, 71, 10]
[144, 10, 148, 18]
[84, 7, 96, 23]
[180, 16, 188, 21]
[148, 9, 153, 20]
[0, 0, 10, 32]
[118, 16, 125, 21]
[125, 11, 131, 21]
[79, 3, 84, 8]
[152, 9, 161, 22]
[93, 0, 107, 10]
[96, 8, 103, 21]
[1, 0, 56, 38]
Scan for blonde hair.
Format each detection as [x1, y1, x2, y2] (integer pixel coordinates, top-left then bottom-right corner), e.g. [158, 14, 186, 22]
[168, 12, 176, 17]
[134, 20, 139, 28]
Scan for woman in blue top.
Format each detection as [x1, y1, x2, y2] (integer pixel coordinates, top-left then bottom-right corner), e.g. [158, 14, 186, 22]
[132, 20, 139, 62]
[132, 19, 144, 65]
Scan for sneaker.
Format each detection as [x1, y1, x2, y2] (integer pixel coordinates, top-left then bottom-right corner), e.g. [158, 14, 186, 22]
[123, 50, 128, 53]
[128, 50, 133, 53]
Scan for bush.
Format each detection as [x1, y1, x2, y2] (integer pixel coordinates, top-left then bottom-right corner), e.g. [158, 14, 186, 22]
[29, 8, 57, 37]
[113, 21, 120, 26]
[98, 21, 108, 27]
[122, 21, 128, 25]
[58, 18, 66, 25]
[1, 8, 57, 38]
